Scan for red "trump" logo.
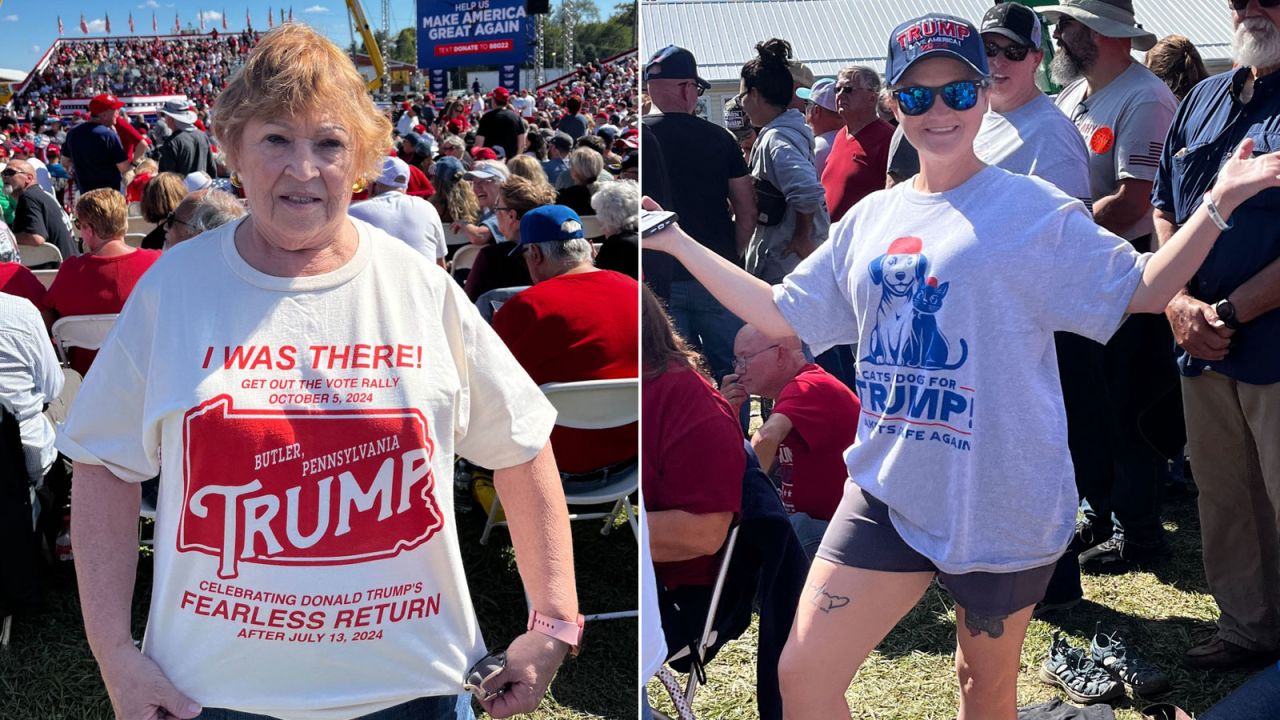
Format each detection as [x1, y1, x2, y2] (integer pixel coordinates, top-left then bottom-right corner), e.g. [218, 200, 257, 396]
[897, 19, 971, 49]
[178, 396, 443, 579]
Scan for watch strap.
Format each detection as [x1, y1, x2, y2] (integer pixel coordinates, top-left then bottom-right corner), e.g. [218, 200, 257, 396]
[528, 610, 584, 656]
[1215, 299, 1242, 329]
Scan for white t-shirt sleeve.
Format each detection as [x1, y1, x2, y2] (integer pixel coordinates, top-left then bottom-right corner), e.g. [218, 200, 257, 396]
[772, 218, 860, 355]
[1034, 202, 1148, 343]
[447, 278, 556, 469]
[55, 287, 159, 483]
[1115, 99, 1175, 184]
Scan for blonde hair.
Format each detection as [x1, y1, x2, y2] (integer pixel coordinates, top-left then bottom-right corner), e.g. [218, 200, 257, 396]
[141, 172, 188, 224]
[567, 147, 603, 185]
[212, 24, 391, 182]
[135, 158, 160, 177]
[499, 175, 556, 213]
[1145, 35, 1208, 101]
[76, 188, 128, 239]
[506, 155, 553, 192]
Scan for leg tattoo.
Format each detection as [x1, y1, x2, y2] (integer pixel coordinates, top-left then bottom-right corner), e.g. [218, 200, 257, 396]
[809, 582, 851, 614]
[963, 612, 1007, 639]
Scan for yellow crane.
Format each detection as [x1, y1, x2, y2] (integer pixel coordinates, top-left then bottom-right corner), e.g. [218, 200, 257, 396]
[346, 0, 387, 92]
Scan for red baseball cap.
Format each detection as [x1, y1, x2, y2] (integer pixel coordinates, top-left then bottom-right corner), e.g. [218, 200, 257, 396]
[402, 100, 412, 109]
[88, 94, 125, 114]
[470, 147, 497, 161]
[492, 87, 510, 102]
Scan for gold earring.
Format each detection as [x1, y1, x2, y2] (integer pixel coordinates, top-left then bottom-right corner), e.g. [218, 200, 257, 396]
[230, 171, 242, 188]
[352, 177, 367, 193]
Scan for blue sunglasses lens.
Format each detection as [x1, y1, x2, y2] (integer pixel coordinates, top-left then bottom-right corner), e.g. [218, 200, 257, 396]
[896, 86, 934, 115]
[942, 81, 980, 111]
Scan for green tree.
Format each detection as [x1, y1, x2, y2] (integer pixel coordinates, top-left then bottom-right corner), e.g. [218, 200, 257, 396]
[392, 26, 416, 63]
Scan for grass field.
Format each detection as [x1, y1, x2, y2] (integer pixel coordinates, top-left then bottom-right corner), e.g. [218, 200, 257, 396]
[647, 493, 1255, 720]
[0, 485, 637, 720]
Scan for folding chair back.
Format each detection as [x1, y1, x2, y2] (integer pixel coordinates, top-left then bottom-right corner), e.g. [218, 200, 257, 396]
[43, 367, 83, 426]
[126, 216, 155, 236]
[32, 269, 57, 289]
[579, 215, 604, 240]
[124, 232, 148, 248]
[51, 314, 118, 365]
[18, 243, 62, 269]
[450, 243, 481, 274]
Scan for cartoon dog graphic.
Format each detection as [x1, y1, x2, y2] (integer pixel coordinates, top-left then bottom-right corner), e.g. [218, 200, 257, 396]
[864, 236, 929, 366]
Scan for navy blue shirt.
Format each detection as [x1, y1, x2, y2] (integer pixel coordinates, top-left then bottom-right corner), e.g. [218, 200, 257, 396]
[63, 121, 126, 193]
[1152, 68, 1280, 384]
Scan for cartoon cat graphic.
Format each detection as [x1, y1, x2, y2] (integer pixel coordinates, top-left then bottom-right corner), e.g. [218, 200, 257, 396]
[903, 278, 968, 370]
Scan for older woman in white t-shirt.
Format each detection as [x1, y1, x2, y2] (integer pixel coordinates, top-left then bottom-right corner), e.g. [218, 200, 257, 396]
[644, 13, 1280, 720]
[62, 24, 579, 720]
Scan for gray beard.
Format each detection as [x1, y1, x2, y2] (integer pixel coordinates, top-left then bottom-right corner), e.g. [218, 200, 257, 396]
[1050, 40, 1096, 85]
[1234, 17, 1280, 70]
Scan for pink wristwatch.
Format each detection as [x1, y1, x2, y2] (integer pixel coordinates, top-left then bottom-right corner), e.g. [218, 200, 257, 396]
[527, 610, 585, 657]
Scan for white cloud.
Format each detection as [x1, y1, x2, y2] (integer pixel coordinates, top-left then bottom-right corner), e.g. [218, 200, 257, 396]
[31, 44, 40, 53]
[87, 18, 107, 32]
[1, 15, 18, 22]
[138, 0, 159, 7]
[304, 5, 330, 13]
[199, 10, 222, 22]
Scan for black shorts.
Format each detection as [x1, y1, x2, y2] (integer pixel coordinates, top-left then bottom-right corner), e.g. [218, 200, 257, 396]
[817, 486, 1056, 620]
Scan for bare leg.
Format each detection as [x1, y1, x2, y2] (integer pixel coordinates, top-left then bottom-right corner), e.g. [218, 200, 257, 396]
[777, 558, 934, 719]
[954, 603, 1035, 720]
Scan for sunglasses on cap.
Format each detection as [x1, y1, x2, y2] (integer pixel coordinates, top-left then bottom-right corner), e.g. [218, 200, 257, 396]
[1231, 0, 1280, 9]
[894, 79, 989, 117]
[984, 41, 1032, 62]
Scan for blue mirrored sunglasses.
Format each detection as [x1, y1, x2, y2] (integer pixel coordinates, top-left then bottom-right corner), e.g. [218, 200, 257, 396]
[893, 79, 989, 116]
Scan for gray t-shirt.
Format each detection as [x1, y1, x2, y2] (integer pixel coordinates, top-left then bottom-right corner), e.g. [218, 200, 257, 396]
[1054, 63, 1178, 241]
[773, 165, 1147, 573]
[974, 93, 1092, 207]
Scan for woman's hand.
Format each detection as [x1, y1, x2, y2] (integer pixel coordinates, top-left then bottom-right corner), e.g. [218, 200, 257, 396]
[1210, 138, 1280, 216]
[640, 196, 690, 255]
[478, 631, 568, 718]
[99, 642, 201, 720]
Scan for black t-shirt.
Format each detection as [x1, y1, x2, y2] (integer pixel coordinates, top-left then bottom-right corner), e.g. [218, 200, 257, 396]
[157, 128, 216, 177]
[555, 184, 595, 217]
[63, 121, 126, 193]
[558, 113, 588, 140]
[14, 186, 78, 260]
[477, 108, 523, 160]
[642, 112, 749, 281]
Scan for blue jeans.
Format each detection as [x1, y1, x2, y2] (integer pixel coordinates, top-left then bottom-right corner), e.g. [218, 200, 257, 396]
[1202, 662, 1280, 720]
[195, 695, 473, 720]
[788, 511, 828, 564]
[667, 279, 743, 382]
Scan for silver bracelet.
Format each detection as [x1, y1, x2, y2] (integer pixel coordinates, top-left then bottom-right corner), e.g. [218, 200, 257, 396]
[1202, 191, 1233, 231]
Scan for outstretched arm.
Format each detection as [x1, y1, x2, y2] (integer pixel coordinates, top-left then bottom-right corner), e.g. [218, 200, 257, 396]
[1128, 139, 1280, 314]
[643, 197, 796, 340]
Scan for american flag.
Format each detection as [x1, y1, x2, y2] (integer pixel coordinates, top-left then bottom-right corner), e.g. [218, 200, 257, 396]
[246, 8, 251, 29]
[152, 12, 157, 33]
[174, 12, 180, 32]
[79, 13, 88, 34]
[57, 15, 63, 35]
[129, 12, 135, 33]
[268, 7, 273, 28]
[222, 9, 227, 30]
[1129, 141, 1164, 170]
[199, 10, 205, 31]
[104, 12, 111, 33]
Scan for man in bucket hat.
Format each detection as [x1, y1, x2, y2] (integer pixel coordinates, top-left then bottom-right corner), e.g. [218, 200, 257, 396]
[1037, 0, 1182, 602]
[156, 99, 217, 177]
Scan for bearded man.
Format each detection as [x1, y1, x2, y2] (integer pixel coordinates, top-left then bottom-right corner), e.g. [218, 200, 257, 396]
[1151, 0, 1280, 671]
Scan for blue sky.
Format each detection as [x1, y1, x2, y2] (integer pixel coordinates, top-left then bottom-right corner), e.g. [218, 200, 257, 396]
[0, 0, 620, 75]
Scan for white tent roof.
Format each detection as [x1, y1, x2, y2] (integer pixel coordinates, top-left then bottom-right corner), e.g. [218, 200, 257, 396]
[641, 0, 1234, 83]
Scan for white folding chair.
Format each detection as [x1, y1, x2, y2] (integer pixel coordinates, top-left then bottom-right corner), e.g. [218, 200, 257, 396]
[450, 243, 481, 273]
[443, 225, 470, 249]
[661, 525, 741, 709]
[124, 232, 147, 248]
[126, 216, 155, 236]
[43, 367, 83, 427]
[51, 314, 118, 365]
[18, 243, 62, 268]
[579, 215, 604, 240]
[32, 269, 57, 289]
[479, 378, 639, 620]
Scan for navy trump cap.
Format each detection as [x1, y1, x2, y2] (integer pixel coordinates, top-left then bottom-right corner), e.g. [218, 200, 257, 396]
[885, 14, 989, 85]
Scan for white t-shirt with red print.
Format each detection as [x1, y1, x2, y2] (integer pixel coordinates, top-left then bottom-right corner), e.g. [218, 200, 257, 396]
[57, 217, 556, 720]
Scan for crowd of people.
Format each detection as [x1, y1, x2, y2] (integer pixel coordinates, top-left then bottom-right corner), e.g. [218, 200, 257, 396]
[0, 19, 641, 720]
[641, 0, 1280, 718]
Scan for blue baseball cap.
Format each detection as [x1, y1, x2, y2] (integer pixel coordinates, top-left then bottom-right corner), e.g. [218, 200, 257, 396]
[885, 14, 989, 86]
[509, 205, 586, 255]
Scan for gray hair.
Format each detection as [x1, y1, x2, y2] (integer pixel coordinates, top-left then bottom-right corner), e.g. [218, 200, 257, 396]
[530, 237, 594, 268]
[188, 190, 246, 234]
[590, 179, 638, 236]
[838, 65, 882, 93]
[567, 147, 604, 185]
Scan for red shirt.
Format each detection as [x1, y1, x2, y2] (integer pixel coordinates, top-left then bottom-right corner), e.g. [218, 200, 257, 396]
[0, 262, 49, 309]
[115, 117, 146, 161]
[821, 118, 894, 222]
[642, 365, 744, 589]
[44, 248, 161, 375]
[771, 364, 860, 521]
[492, 269, 638, 473]
[406, 164, 435, 200]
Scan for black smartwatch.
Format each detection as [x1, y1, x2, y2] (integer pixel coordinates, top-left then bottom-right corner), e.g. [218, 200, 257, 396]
[1214, 298, 1241, 329]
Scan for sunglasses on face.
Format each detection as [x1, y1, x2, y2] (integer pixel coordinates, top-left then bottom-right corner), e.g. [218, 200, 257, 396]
[163, 211, 191, 231]
[893, 79, 989, 116]
[1231, 0, 1280, 9]
[985, 41, 1032, 61]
